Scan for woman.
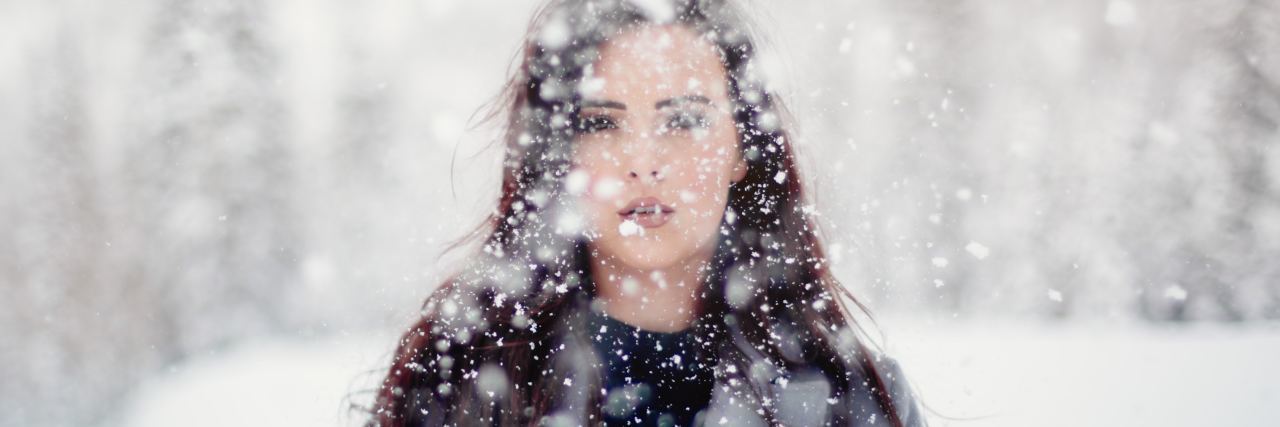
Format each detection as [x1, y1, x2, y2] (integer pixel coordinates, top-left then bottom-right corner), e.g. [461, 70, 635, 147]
[370, 0, 925, 426]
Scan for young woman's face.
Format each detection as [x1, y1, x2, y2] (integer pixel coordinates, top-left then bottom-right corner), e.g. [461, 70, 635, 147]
[570, 24, 747, 272]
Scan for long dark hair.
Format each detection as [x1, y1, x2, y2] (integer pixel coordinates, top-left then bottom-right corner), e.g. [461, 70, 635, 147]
[369, 1, 910, 426]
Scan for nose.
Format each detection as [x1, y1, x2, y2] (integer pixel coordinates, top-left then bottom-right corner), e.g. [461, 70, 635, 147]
[628, 168, 662, 181]
[626, 141, 664, 185]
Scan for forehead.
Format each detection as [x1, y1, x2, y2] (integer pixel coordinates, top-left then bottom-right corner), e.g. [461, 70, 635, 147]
[589, 24, 729, 99]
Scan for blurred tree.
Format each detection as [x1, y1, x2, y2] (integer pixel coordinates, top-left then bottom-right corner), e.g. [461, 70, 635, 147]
[0, 19, 111, 426]
[120, 0, 300, 359]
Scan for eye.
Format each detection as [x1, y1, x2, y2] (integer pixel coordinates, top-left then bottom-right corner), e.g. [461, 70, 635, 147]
[575, 114, 617, 134]
[661, 111, 710, 134]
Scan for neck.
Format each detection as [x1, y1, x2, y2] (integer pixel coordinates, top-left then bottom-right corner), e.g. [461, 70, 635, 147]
[590, 251, 712, 333]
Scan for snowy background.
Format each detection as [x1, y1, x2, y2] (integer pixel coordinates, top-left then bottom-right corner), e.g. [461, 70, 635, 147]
[3, 0, 1279, 426]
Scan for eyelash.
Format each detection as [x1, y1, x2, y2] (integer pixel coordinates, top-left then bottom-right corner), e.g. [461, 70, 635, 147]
[574, 112, 710, 135]
[663, 112, 710, 132]
[575, 115, 617, 133]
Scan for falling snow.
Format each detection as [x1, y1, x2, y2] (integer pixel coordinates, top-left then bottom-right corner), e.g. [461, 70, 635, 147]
[5, 0, 1278, 426]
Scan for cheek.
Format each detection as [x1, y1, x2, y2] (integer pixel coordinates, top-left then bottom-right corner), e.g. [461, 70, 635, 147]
[568, 168, 624, 232]
[682, 139, 739, 198]
[669, 150, 738, 226]
[572, 147, 623, 199]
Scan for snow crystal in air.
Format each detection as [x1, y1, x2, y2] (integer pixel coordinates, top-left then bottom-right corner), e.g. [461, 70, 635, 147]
[539, 17, 571, 49]
[931, 257, 949, 268]
[566, 169, 590, 195]
[593, 176, 624, 199]
[725, 267, 755, 310]
[773, 171, 787, 184]
[476, 364, 510, 401]
[555, 210, 585, 236]
[604, 384, 650, 418]
[649, 270, 669, 289]
[579, 76, 606, 97]
[965, 241, 990, 259]
[759, 111, 779, 131]
[1048, 289, 1064, 302]
[1163, 284, 1188, 301]
[620, 276, 640, 295]
[619, 219, 642, 237]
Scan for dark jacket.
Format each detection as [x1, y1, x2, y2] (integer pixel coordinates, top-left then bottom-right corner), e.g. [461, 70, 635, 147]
[402, 291, 926, 427]
[537, 295, 927, 427]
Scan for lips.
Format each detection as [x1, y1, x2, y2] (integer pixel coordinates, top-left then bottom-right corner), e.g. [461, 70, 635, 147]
[617, 196, 675, 229]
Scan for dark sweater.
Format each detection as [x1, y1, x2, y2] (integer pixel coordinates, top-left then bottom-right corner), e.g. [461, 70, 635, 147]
[585, 309, 718, 426]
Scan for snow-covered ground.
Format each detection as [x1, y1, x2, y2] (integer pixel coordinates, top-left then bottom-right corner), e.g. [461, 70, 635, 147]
[119, 333, 396, 427]
[118, 318, 1280, 427]
[883, 317, 1280, 427]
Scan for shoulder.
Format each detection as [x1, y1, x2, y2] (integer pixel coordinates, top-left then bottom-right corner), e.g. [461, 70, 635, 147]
[868, 354, 926, 427]
[771, 350, 927, 427]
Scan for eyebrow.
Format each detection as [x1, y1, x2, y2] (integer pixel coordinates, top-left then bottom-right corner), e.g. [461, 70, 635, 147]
[581, 99, 627, 110]
[579, 95, 714, 111]
[655, 95, 712, 109]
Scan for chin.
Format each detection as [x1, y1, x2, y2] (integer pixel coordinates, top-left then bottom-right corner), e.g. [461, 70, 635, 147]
[606, 243, 688, 271]
[586, 214, 721, 272]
